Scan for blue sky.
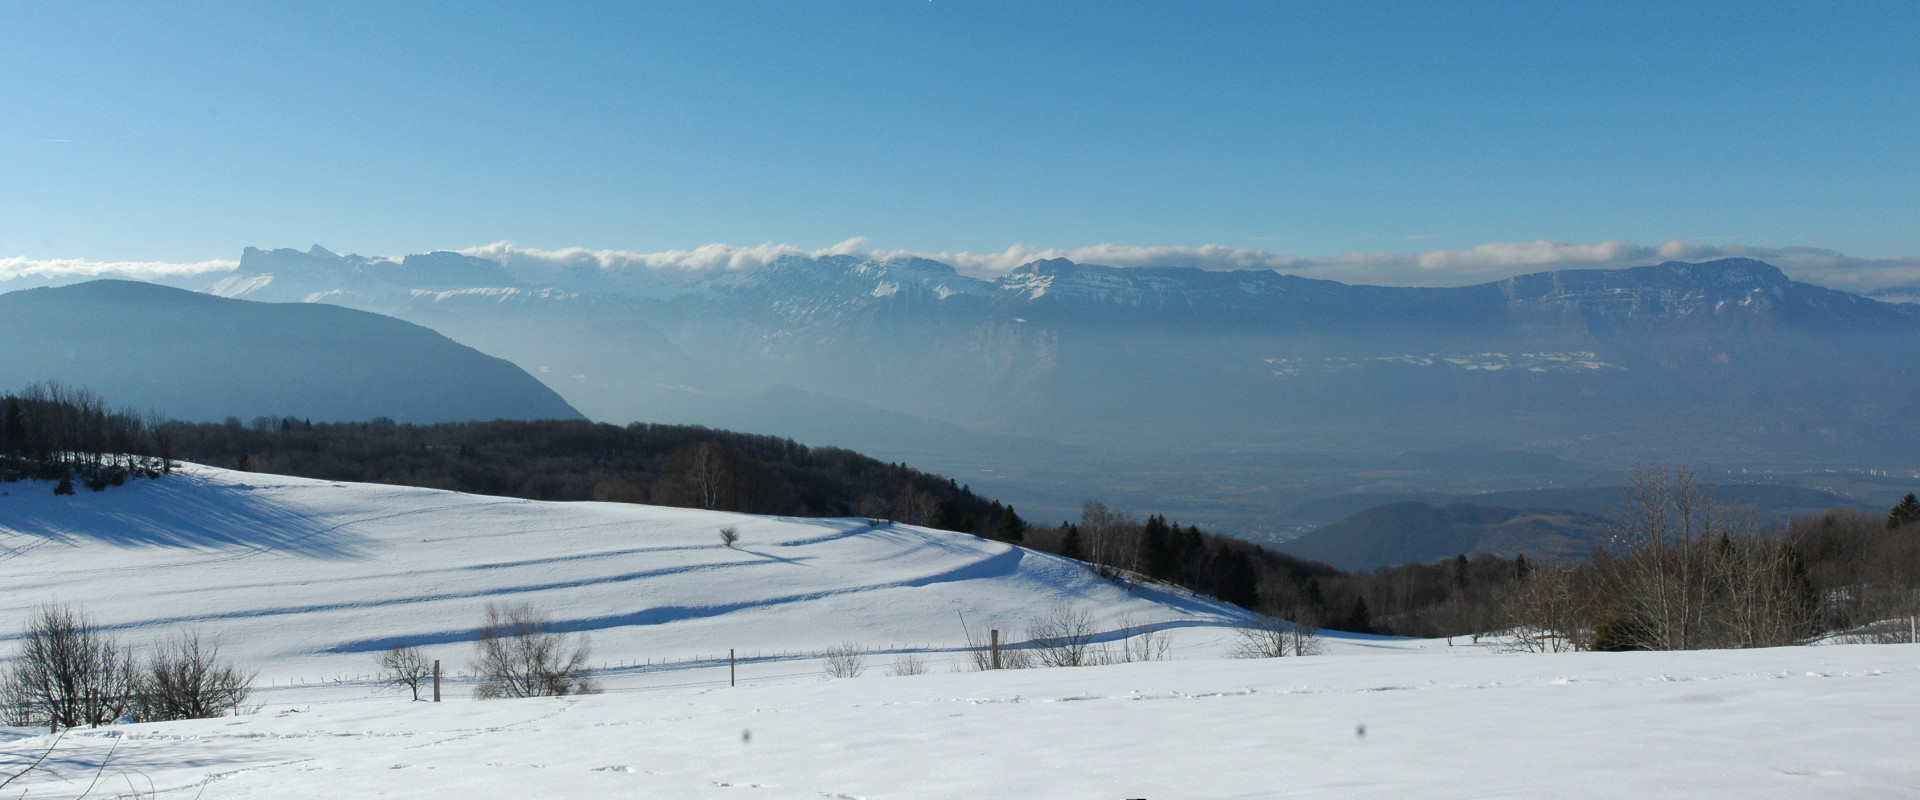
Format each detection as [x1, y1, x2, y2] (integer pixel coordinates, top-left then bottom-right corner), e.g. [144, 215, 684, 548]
[3, 1, 1916, 286]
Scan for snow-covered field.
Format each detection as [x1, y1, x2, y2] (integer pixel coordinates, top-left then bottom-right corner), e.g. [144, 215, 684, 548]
[1, 467, 1916, 798]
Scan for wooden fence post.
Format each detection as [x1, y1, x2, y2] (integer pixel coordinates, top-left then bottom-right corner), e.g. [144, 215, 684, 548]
[730, 648, 736, 687]
[990, 629, 1000, 670]
[432, 659, 441, 703]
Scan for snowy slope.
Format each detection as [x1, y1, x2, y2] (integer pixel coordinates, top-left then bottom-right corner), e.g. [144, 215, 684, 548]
[3, 468, 1917, 798]
[0, 465, 1258, 685]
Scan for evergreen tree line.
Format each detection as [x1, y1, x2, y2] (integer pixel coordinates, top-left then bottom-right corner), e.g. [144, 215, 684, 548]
[1019, 502, 1383, 635]
[162, 416, 1019, 537]
[0, 382, 169, 492]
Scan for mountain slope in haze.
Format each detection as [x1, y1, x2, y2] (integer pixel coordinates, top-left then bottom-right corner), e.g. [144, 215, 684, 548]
[176, 247, 1920, 535]
[0, 280, 583, 424]
[1281, 483, 1870, 570]
[1279, 501, 1613, 571]
[200, 249, 1920, 462]
[1288, 484, 1868, 525]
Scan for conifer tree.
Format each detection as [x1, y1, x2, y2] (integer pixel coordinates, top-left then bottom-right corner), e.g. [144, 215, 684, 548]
[992, 505, 1026, 542]
[1345, 595, 1373, 634]
[1142, 514, 1173, 579]
[1889, 493, 1920, 530]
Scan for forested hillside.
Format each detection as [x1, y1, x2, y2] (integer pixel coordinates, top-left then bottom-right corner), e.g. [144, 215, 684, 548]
[166, 417, 1012, 532]
[0, 382, 167, 491]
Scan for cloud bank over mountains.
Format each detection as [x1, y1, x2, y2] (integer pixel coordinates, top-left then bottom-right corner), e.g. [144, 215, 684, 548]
[5, 239, 1918, 292]
[447, 238, 1920, 291]
[0, 255, 238, 281]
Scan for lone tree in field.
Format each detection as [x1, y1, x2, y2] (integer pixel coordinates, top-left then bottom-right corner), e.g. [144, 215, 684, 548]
[719, 526, 740, 548]
[376, 642, 436, 701]
[470, 602, 600, 699]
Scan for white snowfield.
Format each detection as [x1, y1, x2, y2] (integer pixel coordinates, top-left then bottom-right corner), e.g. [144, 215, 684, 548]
[0, 466, 1916, 798]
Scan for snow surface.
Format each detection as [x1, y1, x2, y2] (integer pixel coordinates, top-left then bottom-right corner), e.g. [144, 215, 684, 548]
[1, 467, 1916, 798]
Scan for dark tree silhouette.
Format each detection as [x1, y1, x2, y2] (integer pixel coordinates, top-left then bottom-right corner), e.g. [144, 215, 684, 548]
[1889, 493, 1920, 530]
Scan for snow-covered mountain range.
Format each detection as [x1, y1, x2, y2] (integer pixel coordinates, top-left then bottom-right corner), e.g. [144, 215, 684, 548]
[12, 246, 1918, 535]
[204, 246, 1920, 464]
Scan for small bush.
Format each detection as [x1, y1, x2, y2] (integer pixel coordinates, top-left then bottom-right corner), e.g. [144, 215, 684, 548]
[1590, 608, 1653, 652]
[887, 653, 928, 676]
[1114, 616, 1174, 662]
[719, 526, 740, 548]
[133, 631, 255, 722]
[1028, 604, 1100, 667]
[823, 641, 867, 678]
[1232, 614, 1321, 658]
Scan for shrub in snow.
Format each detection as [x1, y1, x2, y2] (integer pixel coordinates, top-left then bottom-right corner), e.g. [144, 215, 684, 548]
[822, 641, 866, 678]
[887, 653, 928, 676]
[133, 631, 255, 721]
[1027, 604, 1100, 667]
[1232, 614, 1320, 658]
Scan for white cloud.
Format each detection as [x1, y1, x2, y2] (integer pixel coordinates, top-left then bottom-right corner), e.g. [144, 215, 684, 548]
[458, 238, 872, 274]
[0, 255, 237, 281]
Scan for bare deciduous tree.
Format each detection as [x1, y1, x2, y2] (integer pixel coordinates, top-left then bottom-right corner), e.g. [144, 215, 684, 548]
[892, 485, 941, 526]
[1590, 464, 1819, 651]
[1, 605, 137, 731]
[1078, 501, 1141, 580]
[719, 526, 740, 548]
[1498, 561, 1586, 653]
[470, 602, 600, 699]
[822, 641, 867, 678]
[376, 642, 435, 701]
[132, 631, 255, 721]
